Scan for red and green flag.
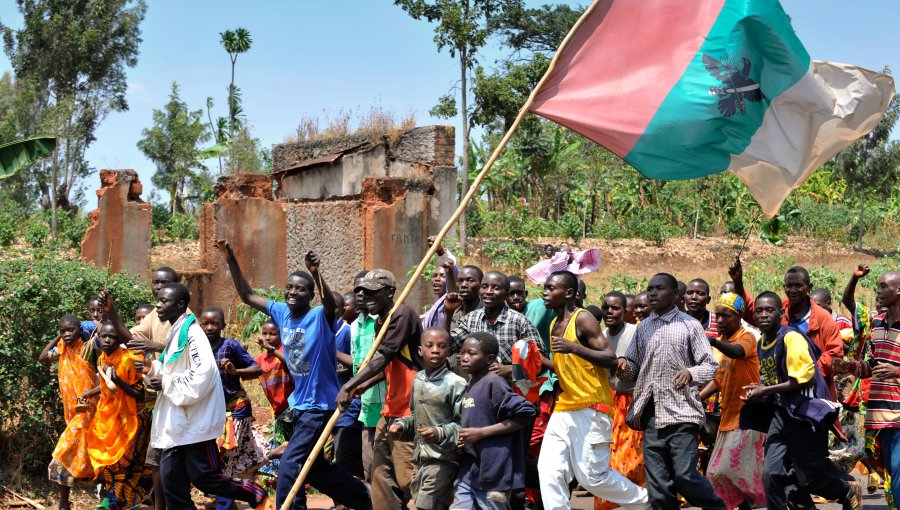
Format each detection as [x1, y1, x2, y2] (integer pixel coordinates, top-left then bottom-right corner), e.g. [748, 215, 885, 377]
[530, 0, 895, 215]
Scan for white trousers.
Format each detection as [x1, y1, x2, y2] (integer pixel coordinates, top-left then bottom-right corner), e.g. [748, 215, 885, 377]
[538, 407, 650, 510]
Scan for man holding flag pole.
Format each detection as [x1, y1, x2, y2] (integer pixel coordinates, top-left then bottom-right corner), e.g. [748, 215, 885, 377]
[278, 0, 895, 508]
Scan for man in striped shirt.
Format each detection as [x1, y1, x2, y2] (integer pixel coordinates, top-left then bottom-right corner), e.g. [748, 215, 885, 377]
[835, 270, 900, 497]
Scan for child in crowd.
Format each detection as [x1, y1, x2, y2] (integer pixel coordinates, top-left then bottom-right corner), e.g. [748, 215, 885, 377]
[632, 292, 650, 322]
[390, 328, 467, 510]
[333, 291, 364, 479]
[87, 322, 151, 510]
[199, 308, 267, 485]
[742, 291, 860, 510]
[451, 332, 536, 510]
[40, 315, 99, 510]
[255, 319, 294, 494]
[133, 303, 154, 326]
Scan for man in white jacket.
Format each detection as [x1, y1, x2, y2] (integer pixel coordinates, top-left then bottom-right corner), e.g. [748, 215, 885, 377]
[127, 283, 268, 509]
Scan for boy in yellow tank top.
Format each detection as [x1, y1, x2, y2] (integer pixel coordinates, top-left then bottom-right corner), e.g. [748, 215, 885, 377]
[537, 270, 651, 510]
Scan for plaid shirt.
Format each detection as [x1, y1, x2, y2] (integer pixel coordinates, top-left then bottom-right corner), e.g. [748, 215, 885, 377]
[621, 307, 719, 430]
[450, 305, 546, 365]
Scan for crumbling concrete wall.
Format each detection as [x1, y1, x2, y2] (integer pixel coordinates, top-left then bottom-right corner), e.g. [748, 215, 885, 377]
[81, 169, 152, 280]
[271, 125, 457, 309]
[194, 174, 287, 314]
[81, 126, 457, 319]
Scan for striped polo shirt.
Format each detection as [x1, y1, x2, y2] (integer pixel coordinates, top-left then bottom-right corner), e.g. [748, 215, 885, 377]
[851, 313, 900, 429]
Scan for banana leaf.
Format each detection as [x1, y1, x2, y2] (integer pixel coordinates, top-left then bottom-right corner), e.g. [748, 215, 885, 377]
[0, 136, 56, 179]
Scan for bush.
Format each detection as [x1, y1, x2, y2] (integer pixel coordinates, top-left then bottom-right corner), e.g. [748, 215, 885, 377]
[482, 239, 537, 273]
[23, 218, 50, 247]
[165, 213, 200, 240]
[57, 211, 90, 249]
[0, 257, 151, 474]
[608, 273, 647, 294]
[808, 266, 838, 294]
[151, 205, 171, 230]
[0, 207, 23, 247]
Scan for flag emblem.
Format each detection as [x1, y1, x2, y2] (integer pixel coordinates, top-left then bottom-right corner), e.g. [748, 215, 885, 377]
[703, 54, 765, 117]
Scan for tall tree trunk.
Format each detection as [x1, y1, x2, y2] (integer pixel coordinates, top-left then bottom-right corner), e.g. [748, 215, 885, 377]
[228, 58, 236, 173]
[857, 187, 866, 251]
[459, 53, 469, 253]
[49, 137, 62, 237]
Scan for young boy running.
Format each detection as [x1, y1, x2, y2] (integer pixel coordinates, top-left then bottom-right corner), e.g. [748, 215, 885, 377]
[216, 241, 370, 510]
[452, 332, 536, 510]
[40, 315, 99, 510]
[540, 271, 650, 510]
[87, 322, 151, 510]
[390, 328, 467, 510]
[743, 291, 860, 510]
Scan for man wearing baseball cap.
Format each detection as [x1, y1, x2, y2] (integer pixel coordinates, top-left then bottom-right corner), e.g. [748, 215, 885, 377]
[338, 269, 424, 510]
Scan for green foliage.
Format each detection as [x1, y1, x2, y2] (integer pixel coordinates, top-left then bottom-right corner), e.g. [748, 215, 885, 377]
[24, 217, 50, 247]
[759, 208, 799, 246]
[608, 274, 647, 294]
[152, 204, 172, 230]
[235, 286, 283, 343]
[137, 82, 211, 214]
[744, 256, 796, 296]
[0, 256, 151, 473]
[165, 213, 200, 240]
[0, 206, 23, 247]
[2, 0, 147, 219]
[833, 90, 900, 249]
[481, 239, 535, 273]
[0, 136, 55, 179]
[808, 266, 839, 293]
[860, 256, 900, 290]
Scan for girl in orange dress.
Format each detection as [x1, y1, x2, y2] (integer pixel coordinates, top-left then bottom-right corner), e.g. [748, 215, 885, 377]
[87, 322, 151, 510]
[39, 315, 100, 510]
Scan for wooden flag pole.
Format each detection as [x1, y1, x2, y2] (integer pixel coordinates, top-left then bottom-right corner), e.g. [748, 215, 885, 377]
[279, 1, 603, 508]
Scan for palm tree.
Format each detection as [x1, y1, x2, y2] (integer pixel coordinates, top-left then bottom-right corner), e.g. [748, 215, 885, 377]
[220, 28, 252, 165]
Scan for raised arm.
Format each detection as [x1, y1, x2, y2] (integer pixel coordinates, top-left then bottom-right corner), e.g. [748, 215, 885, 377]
[214, 240, 268, 313]
[842, 264, 869, 314]
[38, 335, 61, 363]
[729, 258, 756, 325]
[305, 251, 335, 325]
[97, 290, 135, 344]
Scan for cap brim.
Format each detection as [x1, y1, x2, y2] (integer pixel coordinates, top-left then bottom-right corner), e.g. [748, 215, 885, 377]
[355, 282, 386, 292]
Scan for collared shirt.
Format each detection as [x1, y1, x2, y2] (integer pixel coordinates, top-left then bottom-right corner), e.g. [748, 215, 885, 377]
[395, 366, 467, 463]
[449, 305, 546, 365]
[621, 307, 719, 430]
[848, 313, 900, 429]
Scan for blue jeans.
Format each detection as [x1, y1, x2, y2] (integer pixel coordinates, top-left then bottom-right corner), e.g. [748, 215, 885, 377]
[274, 409, 371, 510]
[450, 480, 510, 510]
[881, 428, 900, 496]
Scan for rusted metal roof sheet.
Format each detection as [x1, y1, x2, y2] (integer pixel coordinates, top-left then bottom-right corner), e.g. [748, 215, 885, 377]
[274, 152, 343, 175]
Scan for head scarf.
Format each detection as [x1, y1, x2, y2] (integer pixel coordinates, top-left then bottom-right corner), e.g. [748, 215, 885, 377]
[717, 292, 746, 316]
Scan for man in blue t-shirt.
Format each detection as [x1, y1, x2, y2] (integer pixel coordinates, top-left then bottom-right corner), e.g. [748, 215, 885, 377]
[216, 240, 371, 510]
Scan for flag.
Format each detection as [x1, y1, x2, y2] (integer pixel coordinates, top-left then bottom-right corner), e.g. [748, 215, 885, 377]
[529, 0, 895, 216]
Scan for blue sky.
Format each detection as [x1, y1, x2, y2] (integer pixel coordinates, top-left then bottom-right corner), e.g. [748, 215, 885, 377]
[0, 1, 897, 202]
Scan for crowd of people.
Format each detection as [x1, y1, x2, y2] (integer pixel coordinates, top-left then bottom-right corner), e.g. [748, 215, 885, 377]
[40, 237, 900, 510]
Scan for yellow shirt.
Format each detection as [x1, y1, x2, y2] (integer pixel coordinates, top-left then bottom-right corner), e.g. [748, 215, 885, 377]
[551, 309, 614, 413]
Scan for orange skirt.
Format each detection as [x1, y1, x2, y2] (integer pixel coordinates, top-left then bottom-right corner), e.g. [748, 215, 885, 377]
[595, 391, 645, 510]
